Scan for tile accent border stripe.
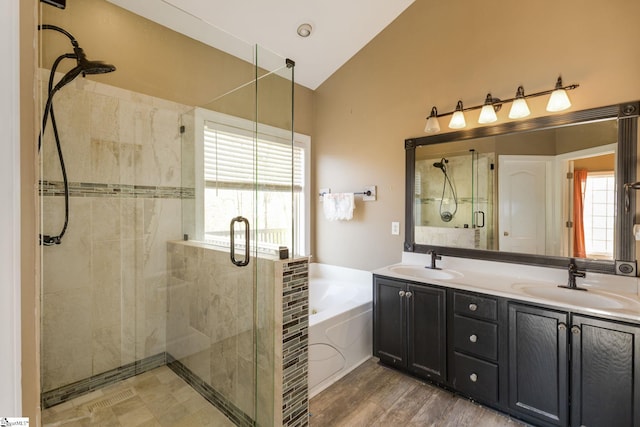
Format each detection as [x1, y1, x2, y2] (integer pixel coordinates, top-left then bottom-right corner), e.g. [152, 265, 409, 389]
[39, 180, 195, 199]
[166, 354, 254, 427]
[281, 259, 309, 427]
[41, 352, 166, 409]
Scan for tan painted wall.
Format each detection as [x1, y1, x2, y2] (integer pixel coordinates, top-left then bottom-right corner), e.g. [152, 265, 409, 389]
[313, 0, 640, 270]
[574, 154, 616, 172]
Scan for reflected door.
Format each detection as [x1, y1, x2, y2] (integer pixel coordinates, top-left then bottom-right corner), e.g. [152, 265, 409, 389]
[499, 156, 550, 254]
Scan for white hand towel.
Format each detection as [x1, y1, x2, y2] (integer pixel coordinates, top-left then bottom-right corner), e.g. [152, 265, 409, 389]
[323, 193, 355, 221]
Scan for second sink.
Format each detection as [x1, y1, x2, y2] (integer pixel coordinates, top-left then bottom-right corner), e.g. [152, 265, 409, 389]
[512, 283, 640, 310]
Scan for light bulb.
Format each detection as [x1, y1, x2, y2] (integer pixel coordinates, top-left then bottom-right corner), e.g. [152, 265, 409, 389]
[509, 86, 530, 119]
[448, 101, 466, 129]
[478, 94, 498, 124]
[424, 106, 441, 133]
[547, 77, 571, 112]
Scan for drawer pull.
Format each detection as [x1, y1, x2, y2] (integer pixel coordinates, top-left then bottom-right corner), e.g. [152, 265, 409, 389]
[468, 303, 478, 312]
[469, 373, 478, 382]
[469, 334, 478, 343]
[405, 291, 413, 298]
[398, 290, 405, 297]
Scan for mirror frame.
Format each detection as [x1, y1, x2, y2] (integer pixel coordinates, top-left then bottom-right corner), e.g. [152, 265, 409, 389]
[405, 101, 640, 274]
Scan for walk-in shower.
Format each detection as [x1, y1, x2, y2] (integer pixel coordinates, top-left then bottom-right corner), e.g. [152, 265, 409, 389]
[38, 24, 115, 246]
[39, 1, 301, 426]
[414, 149, 495, 250]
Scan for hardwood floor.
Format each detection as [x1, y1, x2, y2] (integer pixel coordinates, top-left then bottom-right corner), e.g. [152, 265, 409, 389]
[309, 358, 528, 427]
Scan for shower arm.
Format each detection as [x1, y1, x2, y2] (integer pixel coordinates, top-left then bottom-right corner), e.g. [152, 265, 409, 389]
[38, 24, 79, 48]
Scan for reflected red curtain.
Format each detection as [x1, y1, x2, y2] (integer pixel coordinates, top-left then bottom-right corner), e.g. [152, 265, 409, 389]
[573, 169, 588, 258]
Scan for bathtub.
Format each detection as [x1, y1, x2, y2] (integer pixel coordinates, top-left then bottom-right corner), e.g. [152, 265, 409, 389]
[308, 263, 373, 397]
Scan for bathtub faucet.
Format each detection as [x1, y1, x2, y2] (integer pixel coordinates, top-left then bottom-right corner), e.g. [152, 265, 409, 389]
[427, 250, 442, 270]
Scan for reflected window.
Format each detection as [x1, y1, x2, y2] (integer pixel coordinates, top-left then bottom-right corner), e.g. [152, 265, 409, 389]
[583, 172, 615, 258]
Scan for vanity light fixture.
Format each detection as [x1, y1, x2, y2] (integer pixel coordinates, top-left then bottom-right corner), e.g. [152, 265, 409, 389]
[478, 93, 500, 124]
[448, 101, 466, 129]
[423, 75, 579, 133]
[546, 76, 572, 112]
[508, 86, 531, 119]
[424, 107, 441, 133]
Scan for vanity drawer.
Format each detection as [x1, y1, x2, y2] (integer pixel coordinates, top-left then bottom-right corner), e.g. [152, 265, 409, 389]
[453, 352, 499, 403]
[453, 315, 498, 361]
[454, 292, 497, 321]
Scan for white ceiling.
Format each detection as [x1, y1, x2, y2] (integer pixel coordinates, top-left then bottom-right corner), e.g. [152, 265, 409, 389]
[108, 0, 415, 90]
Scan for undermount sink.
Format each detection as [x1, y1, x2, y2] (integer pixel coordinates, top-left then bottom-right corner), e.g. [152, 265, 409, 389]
[512, 283, 640, 310]
[388, 265, 463, 281]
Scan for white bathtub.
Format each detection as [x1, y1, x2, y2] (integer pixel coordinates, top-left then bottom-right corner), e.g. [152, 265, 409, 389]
[308, 263, 373, 397]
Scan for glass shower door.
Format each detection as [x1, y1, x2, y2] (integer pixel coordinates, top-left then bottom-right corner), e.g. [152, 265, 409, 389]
[175, 42, 294, 426]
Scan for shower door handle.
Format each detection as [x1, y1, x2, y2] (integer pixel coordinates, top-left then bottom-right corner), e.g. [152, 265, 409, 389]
[230, 216, 250, 267]
[474, 211, 485, 228]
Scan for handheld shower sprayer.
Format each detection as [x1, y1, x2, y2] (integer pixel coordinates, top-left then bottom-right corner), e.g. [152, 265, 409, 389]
[38, 24, 116, 246]
[432, 157, 457, 222]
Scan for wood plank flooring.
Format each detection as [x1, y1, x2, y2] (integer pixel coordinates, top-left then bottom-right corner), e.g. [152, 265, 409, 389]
[309, 358, 528, 427]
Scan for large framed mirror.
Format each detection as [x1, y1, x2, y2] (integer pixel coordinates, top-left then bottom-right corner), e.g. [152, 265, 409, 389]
[404, 101, 639, 274]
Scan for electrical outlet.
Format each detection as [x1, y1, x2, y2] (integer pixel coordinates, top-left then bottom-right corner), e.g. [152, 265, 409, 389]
[391, 221, 400, 235]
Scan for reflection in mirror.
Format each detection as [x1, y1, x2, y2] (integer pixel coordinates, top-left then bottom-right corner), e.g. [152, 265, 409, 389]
[405, 102, 639, 274]
[414, 119, 618, 259]
[415, 150, 495, 250]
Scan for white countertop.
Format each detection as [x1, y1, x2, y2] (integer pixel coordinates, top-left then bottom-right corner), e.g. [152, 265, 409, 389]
[372, 253, 640, 323]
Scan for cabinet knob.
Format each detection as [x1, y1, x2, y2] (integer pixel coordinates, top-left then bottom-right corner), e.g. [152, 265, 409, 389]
[469, 334, 478, 343]
[398, 290, 406, 297]
[469, 373, 478, 382]
[405, 291, 413, 298]
[468, 303, 478, 312]
[571, 325, 581, 335]
[558, 323, 567, 331]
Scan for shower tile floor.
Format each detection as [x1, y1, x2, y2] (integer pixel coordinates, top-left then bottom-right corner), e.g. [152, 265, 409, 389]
[41, 366, 234, 427]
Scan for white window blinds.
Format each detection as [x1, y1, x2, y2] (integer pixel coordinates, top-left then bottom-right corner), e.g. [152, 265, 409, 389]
[204, 121, 303, 191]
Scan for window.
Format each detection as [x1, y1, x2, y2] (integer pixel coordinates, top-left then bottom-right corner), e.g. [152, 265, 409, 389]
[193, 109, 310, 256]
[583, 172, 615, 258]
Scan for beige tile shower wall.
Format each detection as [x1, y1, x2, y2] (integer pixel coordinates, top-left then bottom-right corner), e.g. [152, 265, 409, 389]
[167, 242, 308, 426]
[166, 242, 260, 419]
[40, 76, 186, 392]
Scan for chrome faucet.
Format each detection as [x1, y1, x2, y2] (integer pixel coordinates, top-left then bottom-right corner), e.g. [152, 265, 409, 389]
[427, 250, 442, 270]
[558, 263, 587, 291]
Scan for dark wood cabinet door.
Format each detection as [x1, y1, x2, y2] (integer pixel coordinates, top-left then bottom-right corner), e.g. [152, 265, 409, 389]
[570, 315, 640, 427]
[508, 303, 569, 427]
[406, 283, 447, 382]
[373, 277, 406, 367]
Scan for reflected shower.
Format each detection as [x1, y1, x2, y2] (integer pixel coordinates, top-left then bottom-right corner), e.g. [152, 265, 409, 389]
[433, 158, 458, 222]
[38, 24, 116, 245]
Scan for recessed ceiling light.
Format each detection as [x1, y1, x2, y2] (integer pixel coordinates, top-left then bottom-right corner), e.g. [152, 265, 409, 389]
[297, 23, 312, 38]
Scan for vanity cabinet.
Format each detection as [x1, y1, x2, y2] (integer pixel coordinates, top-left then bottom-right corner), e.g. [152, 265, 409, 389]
[569, 315, 640, 427]
[450, 291, 501, 404]
[373, 276, 447, 383]
[508, 303, 640, 427]
[374, 273, 640, 427]
[508, 303, 569, 427]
